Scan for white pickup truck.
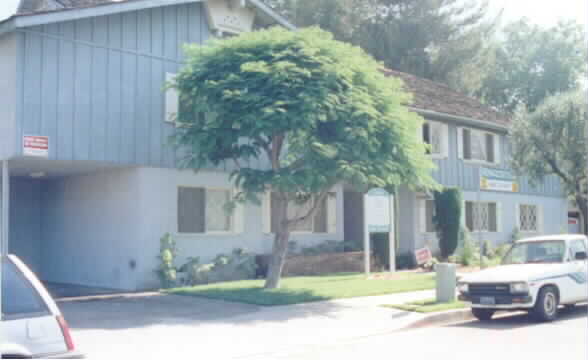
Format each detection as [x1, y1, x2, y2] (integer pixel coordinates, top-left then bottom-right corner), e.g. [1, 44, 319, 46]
[458, 234, 588, 322]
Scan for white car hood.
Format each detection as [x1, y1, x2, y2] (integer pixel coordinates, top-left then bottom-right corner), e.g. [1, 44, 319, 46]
[460, 264, 565, 283]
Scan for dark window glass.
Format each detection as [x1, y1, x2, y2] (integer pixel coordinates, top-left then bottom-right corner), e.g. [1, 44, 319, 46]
[2, 259, 48, 318]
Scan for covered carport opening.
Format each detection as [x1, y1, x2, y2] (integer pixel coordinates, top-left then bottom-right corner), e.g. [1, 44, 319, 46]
[2, 158, 134, 297]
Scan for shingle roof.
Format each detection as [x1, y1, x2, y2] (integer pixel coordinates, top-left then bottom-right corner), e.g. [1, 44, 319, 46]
[17, 0, 138, 15]
[383, 69, 509, 126]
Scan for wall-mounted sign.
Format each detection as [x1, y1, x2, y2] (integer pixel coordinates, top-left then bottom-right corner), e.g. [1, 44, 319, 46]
[365, 188, 391, 233]
[480, 167, 518, 192]
[23, 136, 49, 157]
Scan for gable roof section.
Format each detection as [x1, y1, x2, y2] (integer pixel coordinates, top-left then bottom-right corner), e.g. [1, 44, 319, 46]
[383, 69, 509, 130]
[2, 0, 294, 32]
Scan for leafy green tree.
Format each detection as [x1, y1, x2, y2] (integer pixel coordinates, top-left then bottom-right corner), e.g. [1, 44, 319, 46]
[267, 0, 499, 95]
[510, 91, 587, 233]
[171, 27, 438, 288]
[478, 20, 587, 113]
[433, 188, 462, 260]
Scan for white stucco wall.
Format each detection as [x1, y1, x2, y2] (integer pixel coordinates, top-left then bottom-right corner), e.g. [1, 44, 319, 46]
[41, 168, 142, 290]
[37, 166, 344, 290]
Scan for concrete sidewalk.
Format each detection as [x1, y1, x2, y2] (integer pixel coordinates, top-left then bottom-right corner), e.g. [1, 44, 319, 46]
[64, 290, 436, 359]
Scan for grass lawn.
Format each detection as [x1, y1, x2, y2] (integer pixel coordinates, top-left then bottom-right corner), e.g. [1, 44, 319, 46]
[384, 298, 466, 313]
[167, 272, 435, 306]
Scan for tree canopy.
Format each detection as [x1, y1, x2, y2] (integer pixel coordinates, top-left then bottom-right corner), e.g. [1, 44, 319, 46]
[478, 20, 587, 113]
[509, 90, 587, 232]
[266, 0, 499, 95]
[171, 27, 438, 287]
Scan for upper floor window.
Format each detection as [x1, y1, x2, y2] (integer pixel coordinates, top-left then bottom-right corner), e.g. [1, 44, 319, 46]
[458, 128, 500, 164]
[518, 204, 541, 233]
[465, 201, 499, 233]
[422, 121, 448, 158]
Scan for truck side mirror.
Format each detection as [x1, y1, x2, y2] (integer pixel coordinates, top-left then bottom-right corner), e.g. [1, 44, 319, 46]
[575, 251, 587, 260]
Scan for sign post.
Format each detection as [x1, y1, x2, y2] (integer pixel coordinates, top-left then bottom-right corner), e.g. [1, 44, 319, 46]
[364, 188, 395, 275]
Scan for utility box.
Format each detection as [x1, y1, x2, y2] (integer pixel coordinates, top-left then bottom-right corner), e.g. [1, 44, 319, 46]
[435, 263, 456, 303]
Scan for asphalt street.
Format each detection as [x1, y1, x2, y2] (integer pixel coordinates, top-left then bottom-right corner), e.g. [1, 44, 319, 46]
[251, 306, 588, 360]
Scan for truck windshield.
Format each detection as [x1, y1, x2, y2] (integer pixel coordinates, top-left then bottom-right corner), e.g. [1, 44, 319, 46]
[502, 240, 566, 265]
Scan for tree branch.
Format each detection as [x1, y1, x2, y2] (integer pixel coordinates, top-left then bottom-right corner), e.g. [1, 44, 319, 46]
[287, 189, 331, 227]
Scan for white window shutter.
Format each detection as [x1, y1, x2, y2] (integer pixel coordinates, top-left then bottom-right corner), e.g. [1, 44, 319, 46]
[441, 123, 449, 158]
[327, 193, 337, 234]
[165, 73, 179, 123]
[457, 127, 464, 159]
[496, 202, 502, 233]
[494, 135, 501, 165]
[262, 191, 271, 234]
[538, 205, 543, 234]
[418, 199, 426, 233]
[234, 201, 245, 233]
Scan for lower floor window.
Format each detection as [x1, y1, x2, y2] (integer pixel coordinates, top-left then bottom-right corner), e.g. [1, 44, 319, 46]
[268, 192, 337, 234]
[465, 201, 498, 232]
[518, 204, 539, 232]
[178, 187, 233, 233]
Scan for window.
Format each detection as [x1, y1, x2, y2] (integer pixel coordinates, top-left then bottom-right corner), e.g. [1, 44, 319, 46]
[2, 258, 49, 319]
[178, 187, 234, 233]
[267, 192, 337, 234]
[420, 199, 436, 233]
[422, 121, 447, 157]
[568, 239, 587, 261]
[518, 204, 539, 232]
[465, 201, 498, 232]
[165, 72, 179, 123]
[459, 128, 499, 164]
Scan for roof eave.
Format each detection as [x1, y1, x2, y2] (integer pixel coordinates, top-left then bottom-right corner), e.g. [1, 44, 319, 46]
[411, 107, 509, 133]
[0, 0, 295, 36]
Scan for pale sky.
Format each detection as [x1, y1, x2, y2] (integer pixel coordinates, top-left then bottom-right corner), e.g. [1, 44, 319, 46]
[489, 0, 587, 28]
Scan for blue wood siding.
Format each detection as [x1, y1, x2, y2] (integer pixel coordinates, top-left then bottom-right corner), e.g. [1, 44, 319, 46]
[429, 122, 563, 197]
[16, 3, 211, 168]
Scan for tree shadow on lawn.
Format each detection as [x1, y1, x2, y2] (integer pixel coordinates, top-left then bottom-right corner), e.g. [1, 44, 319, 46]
[448, 304, 587, 331]
[60, 288, 369, 331]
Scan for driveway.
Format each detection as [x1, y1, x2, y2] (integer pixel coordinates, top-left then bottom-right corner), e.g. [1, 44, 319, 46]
[59, 291, 432, 359]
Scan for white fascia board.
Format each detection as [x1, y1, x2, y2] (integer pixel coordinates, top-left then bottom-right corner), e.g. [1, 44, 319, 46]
[410, 107, 509, 134]
[2, 0, 294, 34]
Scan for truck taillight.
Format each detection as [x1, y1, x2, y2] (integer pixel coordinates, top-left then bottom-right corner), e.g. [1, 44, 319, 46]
[56, 315, 75, 351]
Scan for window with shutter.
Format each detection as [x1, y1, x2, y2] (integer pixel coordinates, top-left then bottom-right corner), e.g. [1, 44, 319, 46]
[461, 128, 497, 164]
[269, 192, 337, 233]
[178, 187, 233, 234]
[422, 121, 445, 156]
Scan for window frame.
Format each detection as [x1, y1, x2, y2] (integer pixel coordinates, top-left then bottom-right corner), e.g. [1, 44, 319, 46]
[464, 200, 499, 233]
[459, 127, 500, 165]
[177, 186, 236, 235]
[420, 198, 437, 234]
[517, 203, 540, 234]
[422, 120, 448, 159]
[265, 191, 337, 235]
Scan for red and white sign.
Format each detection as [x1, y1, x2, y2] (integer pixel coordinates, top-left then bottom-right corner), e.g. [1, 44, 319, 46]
[415, 247, 432, 265]
[568, 218, 579, 225]
[23, 136, 49, 157]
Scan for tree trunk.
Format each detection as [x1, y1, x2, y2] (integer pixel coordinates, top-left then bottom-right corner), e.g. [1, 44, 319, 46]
[264, 195, 290, 289]
[576, 195, 588, 235]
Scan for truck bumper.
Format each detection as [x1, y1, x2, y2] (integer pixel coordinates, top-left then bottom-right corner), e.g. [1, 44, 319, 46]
[459, 294, 534, 309]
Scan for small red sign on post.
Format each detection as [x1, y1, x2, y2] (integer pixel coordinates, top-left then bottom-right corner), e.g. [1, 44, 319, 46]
[415, 247, 432, 265]
[568, 218, 579, 225]
[23, 136, 49, 157]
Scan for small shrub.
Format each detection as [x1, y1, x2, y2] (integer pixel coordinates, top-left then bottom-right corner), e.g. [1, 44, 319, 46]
[495, 244, 511, 259]
[511, 227, 522, 243]
[156, 233, 178, 288]
[421, 257, 439, 271]
[396, 253, 415, 269]
[299, 240, 348, 256]
[459, 228, 477, 266]
[483, 240, 495, 259]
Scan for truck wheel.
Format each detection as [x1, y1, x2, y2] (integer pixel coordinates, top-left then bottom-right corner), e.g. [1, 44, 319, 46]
[532, 286, 559, 322]
[472, 308, 495, 321]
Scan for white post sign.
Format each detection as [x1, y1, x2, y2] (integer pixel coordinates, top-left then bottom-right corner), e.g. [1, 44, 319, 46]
[364, 188, 395, 275]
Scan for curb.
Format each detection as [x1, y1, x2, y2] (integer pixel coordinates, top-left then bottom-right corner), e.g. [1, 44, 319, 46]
[401, 308, 474, 330]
